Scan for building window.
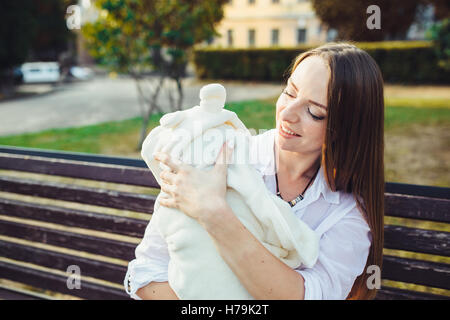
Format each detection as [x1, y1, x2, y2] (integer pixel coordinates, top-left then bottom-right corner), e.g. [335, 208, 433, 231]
[227, 29, 233, 47]
[271, 29, 279, 46]
[297, 28, 306, 44]
[272, 0, 280, 3]
[248, 0, 255, 5]
[248, 29, 256, 47]
[326, 29, 338, 42]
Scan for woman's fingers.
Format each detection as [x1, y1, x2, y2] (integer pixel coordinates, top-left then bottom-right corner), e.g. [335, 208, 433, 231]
[160, 180, 177, 195]
[160, 170, 177, 185]
[215, 140, 234, 171]
[154, 152, 183, 173]
[159, 194, 177, 209]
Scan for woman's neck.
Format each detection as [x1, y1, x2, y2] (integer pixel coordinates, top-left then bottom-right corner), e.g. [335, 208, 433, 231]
[275, 142, 321, 182]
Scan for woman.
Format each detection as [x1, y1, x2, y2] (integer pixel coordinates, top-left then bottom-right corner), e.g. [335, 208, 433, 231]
[124, 42, 385, 300]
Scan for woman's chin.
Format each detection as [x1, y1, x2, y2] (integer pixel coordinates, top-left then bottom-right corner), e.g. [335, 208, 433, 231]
[276, 134, 299, 151]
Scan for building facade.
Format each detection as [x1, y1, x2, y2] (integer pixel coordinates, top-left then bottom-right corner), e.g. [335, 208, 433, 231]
[209, 0, 331, 48]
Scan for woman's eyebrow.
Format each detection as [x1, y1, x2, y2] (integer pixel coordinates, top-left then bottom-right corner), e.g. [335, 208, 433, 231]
[308, 99, 327, 110]
[287, 78, 298, 91]
[288, 78, 327, 110]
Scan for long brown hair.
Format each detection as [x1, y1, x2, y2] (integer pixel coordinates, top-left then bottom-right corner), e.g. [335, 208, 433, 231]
[289, 42, 385, 300]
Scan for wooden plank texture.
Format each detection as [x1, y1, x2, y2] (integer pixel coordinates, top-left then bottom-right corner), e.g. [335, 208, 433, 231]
[0, 219, 137, 261]
[0, 146, 147, 168]
[382, 255, 450, 290]
[375, 286, 449, 300]
[0, 198, 148, 238]
[0, 176, 157, 214]
[0, 153, 159, 188]
[0, 261, 130, 300]
[0, 287, 42, 300]
[0, 240, 127, 285]
[384, 225, 450, 256]
[385, 193, 450, 223]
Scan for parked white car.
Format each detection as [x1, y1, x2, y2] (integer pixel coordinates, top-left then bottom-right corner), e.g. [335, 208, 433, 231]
[21, 62, 60, 83]
[70, 66, 94, 80]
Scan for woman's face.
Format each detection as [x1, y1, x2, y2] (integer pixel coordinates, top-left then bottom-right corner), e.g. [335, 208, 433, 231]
[275, 55, 330, 156]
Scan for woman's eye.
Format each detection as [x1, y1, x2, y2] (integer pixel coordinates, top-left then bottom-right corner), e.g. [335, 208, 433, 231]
[282, 89, 295, 98]
[308, 107, 325, 121]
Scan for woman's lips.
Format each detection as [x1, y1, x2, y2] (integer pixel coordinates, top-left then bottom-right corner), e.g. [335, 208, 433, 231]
[279, 123, 301, 139]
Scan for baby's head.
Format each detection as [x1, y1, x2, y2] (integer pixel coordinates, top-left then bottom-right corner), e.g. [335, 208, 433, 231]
[198, 83, 226, 113]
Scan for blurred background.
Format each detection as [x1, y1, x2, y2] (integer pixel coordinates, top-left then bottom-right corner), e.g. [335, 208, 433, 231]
[0, 0, 448, 187]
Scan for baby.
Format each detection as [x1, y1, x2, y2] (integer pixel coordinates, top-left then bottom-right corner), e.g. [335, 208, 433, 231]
[140, 83, 319, 299]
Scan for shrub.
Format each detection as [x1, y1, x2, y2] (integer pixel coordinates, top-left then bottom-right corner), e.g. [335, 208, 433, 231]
[193, 41, 450, 83]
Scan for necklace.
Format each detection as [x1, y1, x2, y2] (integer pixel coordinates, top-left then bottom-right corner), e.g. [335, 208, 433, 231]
[275, 165, 320, 208]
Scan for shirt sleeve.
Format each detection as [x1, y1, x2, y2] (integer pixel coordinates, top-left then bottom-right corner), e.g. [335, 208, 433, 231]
[123, 211, 170, 300]
[295, 207, 372, 300]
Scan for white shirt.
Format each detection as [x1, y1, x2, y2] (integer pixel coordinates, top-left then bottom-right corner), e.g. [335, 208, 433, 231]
[124, 129, 372, 300]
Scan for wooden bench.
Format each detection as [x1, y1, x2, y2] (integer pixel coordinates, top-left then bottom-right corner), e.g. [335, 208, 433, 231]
[0, 145, 448, 300]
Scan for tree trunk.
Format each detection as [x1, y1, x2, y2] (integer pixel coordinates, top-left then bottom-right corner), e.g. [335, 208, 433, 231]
[175, 77, 184, 111]
[137, 109, 151, 151]
[135, 74, 166, 150]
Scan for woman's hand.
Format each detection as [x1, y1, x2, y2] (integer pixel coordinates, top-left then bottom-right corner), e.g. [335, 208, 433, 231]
[153, 141, 234, 225]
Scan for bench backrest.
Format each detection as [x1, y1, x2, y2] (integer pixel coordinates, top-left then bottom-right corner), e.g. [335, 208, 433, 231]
[0, 146, 449, 300]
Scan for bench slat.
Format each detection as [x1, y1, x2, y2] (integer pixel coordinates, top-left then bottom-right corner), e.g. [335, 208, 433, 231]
[0, 287, 42, 300]
[0, 260, 130, 300]
[0, 176, 157, 214]
[0, 240, 127, 285]
[0, 146, 147, 168]
[0, 220, 137, 261]
[385, 193, 450, 223]
[386, 182, 450, 200]
[0, 198, 148, 238]
[375, 286, 449, 300]
[384, 225, 450, 257]
[0, 153, 159, 188]
[382, 255, 450, 290]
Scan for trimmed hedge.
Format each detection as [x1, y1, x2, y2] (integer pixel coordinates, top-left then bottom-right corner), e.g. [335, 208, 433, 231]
[193, 41, 450, 84]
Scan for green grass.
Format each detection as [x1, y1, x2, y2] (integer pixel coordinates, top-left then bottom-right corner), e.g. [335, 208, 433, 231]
[0, 116, 152, 154]
[225, 99, 276, 130]
[0, 98, 448, 153]
[385, 97, 450, 109]
[0, 100, 278, 153]
[384, 106, 450, 130]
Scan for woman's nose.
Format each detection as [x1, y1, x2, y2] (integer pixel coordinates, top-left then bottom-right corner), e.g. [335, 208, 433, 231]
[280, 101, 301, 123]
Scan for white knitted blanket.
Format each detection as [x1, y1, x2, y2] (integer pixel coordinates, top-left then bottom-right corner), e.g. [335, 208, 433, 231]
[140, 84, 319, 299]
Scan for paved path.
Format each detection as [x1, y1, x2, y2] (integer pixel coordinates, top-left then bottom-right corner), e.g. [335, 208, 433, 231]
[0, 76, 283, 136]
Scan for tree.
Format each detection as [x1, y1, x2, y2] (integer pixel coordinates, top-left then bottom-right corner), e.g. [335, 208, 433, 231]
[311, 0, 429, 41]
[30, 0, 75, 61]
[0, 0, 76, 95]
[432, 0, 450, 21]
[82, 0, 227, 149]
[427, 18, 450, 71]
[0, 0, 36, 95]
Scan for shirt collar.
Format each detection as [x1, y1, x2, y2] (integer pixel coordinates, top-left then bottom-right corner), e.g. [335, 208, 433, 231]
[312, 165, 340, 205]
[261, 129, 340, 205]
